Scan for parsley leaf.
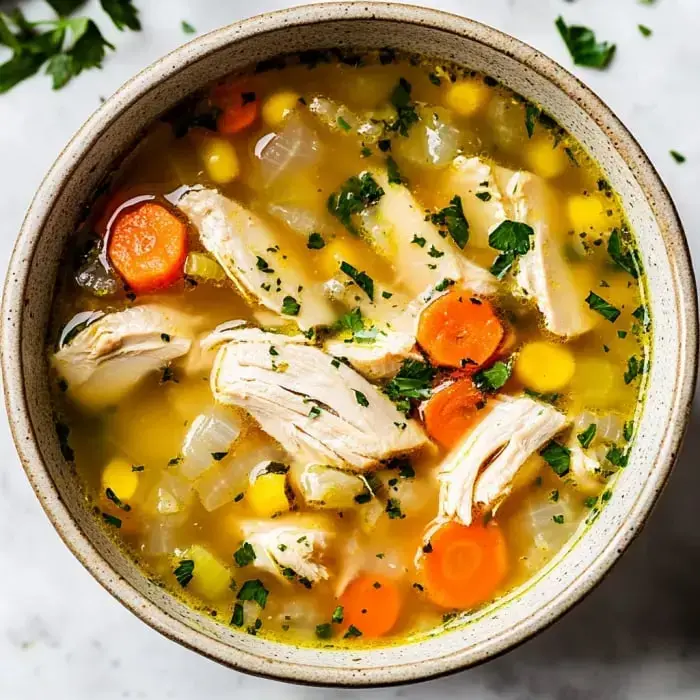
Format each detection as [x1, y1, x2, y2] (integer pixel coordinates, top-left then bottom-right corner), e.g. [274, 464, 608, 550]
[540, 441, 571, 476]
[353, 390, 369, 407]
[431, 195, 470, 249]
[388, 77, 419, 136]
[181, 20, 196, 34]
[234, 542, 256, 567]
[607, 229, 641, 278]
[387, 156, 404, 185]
[315, 623, 333, 639]
[174, 559, 195, 588]
[525, 103, 539, 138]
[344, 624, 363, 639]
[237, 579, 269, 608]
[412, 235, 426, 248]
[606, 445, 629, 467]
[624, 355, 646, 384]
[638, 24, 652, 38]
[256, 256, 274, 273]
[488, 220, 534, 278]
[385, 359, 436, 414]
[307, 232, 325, 249]
[281, 296, 300, 316]
[670, 150, 686, 164]
[577, 423, 597, 449]
[230, 603, 244, 627]
[586, 291, 620, 322]
[331, 605, 344, 623]
[340, 261, 374, 300]
[555, 16, 616, 69]
[327, 172, 384, 234]
[385, 498, 405, 520]
[473, 360, 512, 393]
[100, 0, 141, 31]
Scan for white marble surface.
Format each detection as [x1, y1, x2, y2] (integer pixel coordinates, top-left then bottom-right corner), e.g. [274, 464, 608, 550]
[1, 0, 699, 698]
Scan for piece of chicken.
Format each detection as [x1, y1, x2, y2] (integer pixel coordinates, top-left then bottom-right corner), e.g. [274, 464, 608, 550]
[361, 171, 498, 298]
[210, 327, 428, 470]
[439, 395, 568, 525]
[443, 156, 510, 249]
[52, 304, 191, 410]
[323, 329, 422, 380]
[503, 171, 596, 337]
[296, 464, 369, 509]
[238, 518, 333, 585]
[177, 188, 336, 331]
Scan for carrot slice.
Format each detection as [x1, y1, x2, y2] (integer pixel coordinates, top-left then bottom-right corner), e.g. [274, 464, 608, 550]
[339, 574, 402, 638]
[422, 520, 508, 610]
[417, 291, 504, 369]
[212, 81, 259, 135]
[107, 201, 187, 293]
[424, 378, 484, 449]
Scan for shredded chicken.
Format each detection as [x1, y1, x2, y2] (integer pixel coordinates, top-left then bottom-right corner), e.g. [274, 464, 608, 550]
[210, 327, 428, 471]
[439, 395, 568, 525]
[52, 304, 191, 409]
[239, 518, 333, 584]
[177, 188, 336, 330]
[503, 172, 596, 337]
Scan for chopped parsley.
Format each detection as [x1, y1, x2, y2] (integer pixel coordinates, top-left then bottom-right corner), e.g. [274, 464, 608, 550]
[337, 116, 352, 131]
[523, 388, 561, 404]
[525, 103, 539, 138]
[386, 497, 405, 520]
[607, 229, 641, 278]
[552, 514, 565, 525]
[606, 445, 629, 467]
[181, 20, 196, 34]
[623, 421, 634, 442]
[237, 579, 269, 608]
[638, 24, 652, 37]
[387, 156, 404, 185]
[160, 365, 177, 384]
[387, 77, 419, 136]
[577, 423, 597, 449]
[540, 441, 571, 476]
[101, 512, 122, 528]
[475, 191, 492, 202]
[328, 172, 384, 234]
[340, 261, 374, 300]
[344, 624, 363, 639]
[308, 405, 322, 419]
[307, 232, 325, 249]
[586, 291, 620, 322]
[632, 304, 650, 329]
[256, 256, 274, 273]
[624, 355, 646, 384]
[412, 235, 427, 248]
[385, 358, 436, 414]
[281, 296, 301, 316]
[555, 16, 616, 69]
[332, 605, 344, 624]
[670, 150, 686, 164]
[160, 333, 171, 343]
[234, 542, 256, 567]
[331, 358, 341, 369]
[431, 195, 470, 249]
[473, 360, 512, 393]
[211, 451, 228, 461]
[353, 390, 369, 407]
[428, 245, 444, 258]
[315, 623, 333, 639]
[174, 559, 195, 588]
[131, 465, 144, 472]
[434, 278, 455, 292]
[488, 220, 534, 278]
[230, 603, 244, 627]
[105, 488, 131, 512]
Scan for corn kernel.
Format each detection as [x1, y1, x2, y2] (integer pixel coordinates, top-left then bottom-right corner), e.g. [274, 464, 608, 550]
[184, 544, 232, 601]
[567, 194, 611, 233]
[444, 79, 490, 117]
[515, 341, 576, 393]
[200, 137, 239, 184]
[247, 473, 291, 518]
[102, 457, 140, 501]
[525, 137, 568, 179]
[262, 90, 300, 128]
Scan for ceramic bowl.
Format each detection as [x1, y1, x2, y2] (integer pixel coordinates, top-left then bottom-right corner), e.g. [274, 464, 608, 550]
[2, 1, 697, 687]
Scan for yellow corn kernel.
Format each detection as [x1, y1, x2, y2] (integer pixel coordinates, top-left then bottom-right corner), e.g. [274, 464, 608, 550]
[201, 137, 239, 184]
[101, 457, 140, 501]
[262, 90, 300, 128]
[247, 473, 291, 518]
[515, 341, 576, 393]
[525, 137, 568, 179]
[567, 194, 611, 233]
[444, 79, 490, 117]
[185, 544, 232, 601]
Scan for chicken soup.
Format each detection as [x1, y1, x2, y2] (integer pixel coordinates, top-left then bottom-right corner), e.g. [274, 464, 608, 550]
[49, 49, 650, 647]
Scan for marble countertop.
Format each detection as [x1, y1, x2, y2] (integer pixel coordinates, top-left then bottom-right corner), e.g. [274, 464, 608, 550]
[1, 0, 699, 698]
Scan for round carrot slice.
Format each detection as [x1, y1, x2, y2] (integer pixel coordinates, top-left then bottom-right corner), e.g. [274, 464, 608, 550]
[423, 378, 484, 449]
[339, 574, 402, 638]
[107, 201, 187, 293]
[212, 81, 259, 135]
[422, 520, 508, 610]
[417, 291, 504, 369]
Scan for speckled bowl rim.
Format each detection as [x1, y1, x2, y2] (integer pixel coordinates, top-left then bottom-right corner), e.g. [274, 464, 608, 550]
[2, 1, 697, 688]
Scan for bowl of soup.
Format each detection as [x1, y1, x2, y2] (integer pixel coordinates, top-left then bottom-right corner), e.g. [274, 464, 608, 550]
[2, 1, 697, 687]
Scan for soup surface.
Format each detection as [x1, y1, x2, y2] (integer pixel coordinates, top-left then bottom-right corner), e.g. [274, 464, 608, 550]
[49, 50, 650, 647]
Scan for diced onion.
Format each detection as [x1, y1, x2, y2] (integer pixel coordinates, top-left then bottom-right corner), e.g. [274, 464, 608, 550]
[573, 411, 623, 445]
[257, 118, 321, 187]
[144, 473, 194, 518]
[180, 407, 243, 480]
[140, 518, 185, 557]
[395, 107, 460, 168]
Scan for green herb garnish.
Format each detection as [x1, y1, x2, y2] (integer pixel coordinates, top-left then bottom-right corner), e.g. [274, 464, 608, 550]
[473, 360, 512, 393]
[237, 579, 269, 608]
[488, 220, 534, 278]
[577, 423, 597, 449]
[340, 261, 374, 300]
[181, 20, 195, 34]
[385, 359, 436, 414]
[307, 232, 325, 249]
[540, 441, 571, 476]
[387, 156, 403, 185]
[234, 542, 256, 568]
[328, 172, 384, 234]
[586, 291, 620, 322]
[431, 195, 470, 249]
[387, 77, 419, 136]
[607, 229, 641, 278]
[174, 559, 195, 587]
[555, 16, 616, 69]
[353, 390, 369, 407]
[281, 296, 300, 316]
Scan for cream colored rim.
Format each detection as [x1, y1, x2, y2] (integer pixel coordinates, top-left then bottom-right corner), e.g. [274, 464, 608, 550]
[2, 2, 697, 687]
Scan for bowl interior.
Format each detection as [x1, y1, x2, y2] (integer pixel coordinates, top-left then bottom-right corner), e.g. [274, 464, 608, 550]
[3, 3, 696, 687]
